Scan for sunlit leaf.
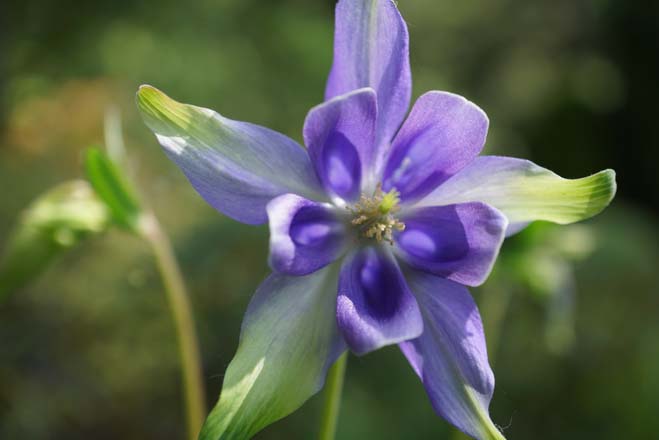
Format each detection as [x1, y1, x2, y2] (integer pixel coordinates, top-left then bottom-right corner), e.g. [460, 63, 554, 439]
[84, 148, 142, 231]
[0, 180, 110, 299]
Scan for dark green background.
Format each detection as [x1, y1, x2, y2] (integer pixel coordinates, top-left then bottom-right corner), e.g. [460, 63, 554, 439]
[1, 0, 658, 438]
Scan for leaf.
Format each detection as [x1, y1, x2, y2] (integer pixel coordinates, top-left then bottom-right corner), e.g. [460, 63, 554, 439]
[0, 180, 110, 299]
[84, 148, 142, 231]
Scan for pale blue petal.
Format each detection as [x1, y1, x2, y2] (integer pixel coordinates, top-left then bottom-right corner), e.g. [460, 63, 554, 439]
[417, 156, 616, 230]
[400, 270, 505, 440]
[199, 265, 346, 439]
[326, 0, 412, 153]
[137, 85, 325, 225]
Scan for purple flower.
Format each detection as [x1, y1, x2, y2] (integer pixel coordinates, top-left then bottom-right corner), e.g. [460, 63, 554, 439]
[137, 1, 616, 438]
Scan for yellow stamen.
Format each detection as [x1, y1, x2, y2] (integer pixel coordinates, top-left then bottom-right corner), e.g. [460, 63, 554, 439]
[348, 184, 405, 244]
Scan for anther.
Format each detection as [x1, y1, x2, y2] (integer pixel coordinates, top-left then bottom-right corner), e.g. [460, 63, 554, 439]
[348, 184, 405, 244]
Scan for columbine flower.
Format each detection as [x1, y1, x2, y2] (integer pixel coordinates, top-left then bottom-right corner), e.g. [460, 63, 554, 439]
[137, 1, 616, 439]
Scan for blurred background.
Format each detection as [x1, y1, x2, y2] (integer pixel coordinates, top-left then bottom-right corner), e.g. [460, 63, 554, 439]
[1, 0, 658, 438]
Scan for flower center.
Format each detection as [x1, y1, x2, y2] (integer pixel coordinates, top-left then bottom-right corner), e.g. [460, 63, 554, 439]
[349, 184, 405, 244]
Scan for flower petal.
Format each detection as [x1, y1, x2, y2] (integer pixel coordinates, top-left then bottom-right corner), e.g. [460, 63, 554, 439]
[326, 0, 411, 150]
[199, 265, 346, 440]
[417, 156, 617, 230]
[399, 270, 505, 440]
[383, 92, 489, 202]
[504, 222, 530, 237]
[267, 194, 349, 276]
[136, 85, 324, 225]
[303, 88, 378, 201]
[396, 203, 507, 287]
[337, 246, 423, 355]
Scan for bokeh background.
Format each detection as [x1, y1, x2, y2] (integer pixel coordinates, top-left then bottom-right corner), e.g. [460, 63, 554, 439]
[1, 0, 658, 439]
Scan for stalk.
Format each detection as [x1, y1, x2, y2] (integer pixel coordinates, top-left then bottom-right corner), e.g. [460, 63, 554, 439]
[140, 213, 206, 440]
[318, 352, 348, 440]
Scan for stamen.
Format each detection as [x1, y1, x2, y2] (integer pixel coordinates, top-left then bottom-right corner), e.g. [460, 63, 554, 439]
[348, 184, 405, 244]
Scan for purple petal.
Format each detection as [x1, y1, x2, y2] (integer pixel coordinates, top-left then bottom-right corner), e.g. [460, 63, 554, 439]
[399, 270, 504, 440]
[326, 0, 411, 151]
[383, 92, 489, 202]
[136, 86, 324, 225]
[267, 194, 348, 276]
[395, 203, 507, 286]
[337, 246, 423, 355]
[304, 89, 378, 202]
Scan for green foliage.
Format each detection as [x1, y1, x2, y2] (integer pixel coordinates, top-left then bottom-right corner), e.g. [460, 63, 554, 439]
[84, 148, 142, 232]
[0, 180, 110, 299]
[0, 149, 142, 300]
[494, 222, 597, 354]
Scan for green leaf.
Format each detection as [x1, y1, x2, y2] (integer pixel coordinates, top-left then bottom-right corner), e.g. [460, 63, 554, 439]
[84, 148, 142, 231]
[200, 265, 345, 440]
[0, 180, 110, 299]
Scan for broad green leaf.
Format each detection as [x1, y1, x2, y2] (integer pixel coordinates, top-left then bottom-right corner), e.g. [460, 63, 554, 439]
[84, 148, 142, 231]
[0, 181, 110, 299]
[420, 156, 616, 226]
[200, 265, 345, 440]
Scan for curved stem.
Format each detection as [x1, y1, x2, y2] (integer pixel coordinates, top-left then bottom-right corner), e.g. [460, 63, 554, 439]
[140, 213, 206, 440]
[318, 352, 348, 440]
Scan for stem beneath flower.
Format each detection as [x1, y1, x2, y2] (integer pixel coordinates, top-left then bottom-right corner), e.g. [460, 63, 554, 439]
[318, 352, 348, 440]
[140, 213, 206, 440]
[481, 282, 514, 363]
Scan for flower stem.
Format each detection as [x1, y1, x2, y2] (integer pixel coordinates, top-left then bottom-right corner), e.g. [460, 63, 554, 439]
[318, 352, 348, 440]
[140, 213, 206, 440]
[480, 282, 514, 363]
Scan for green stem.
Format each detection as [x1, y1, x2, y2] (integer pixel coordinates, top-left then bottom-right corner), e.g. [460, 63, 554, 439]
[318, 352, 348, 440]
[140, 213, 206, 440]
[480, 281, 514, 366]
